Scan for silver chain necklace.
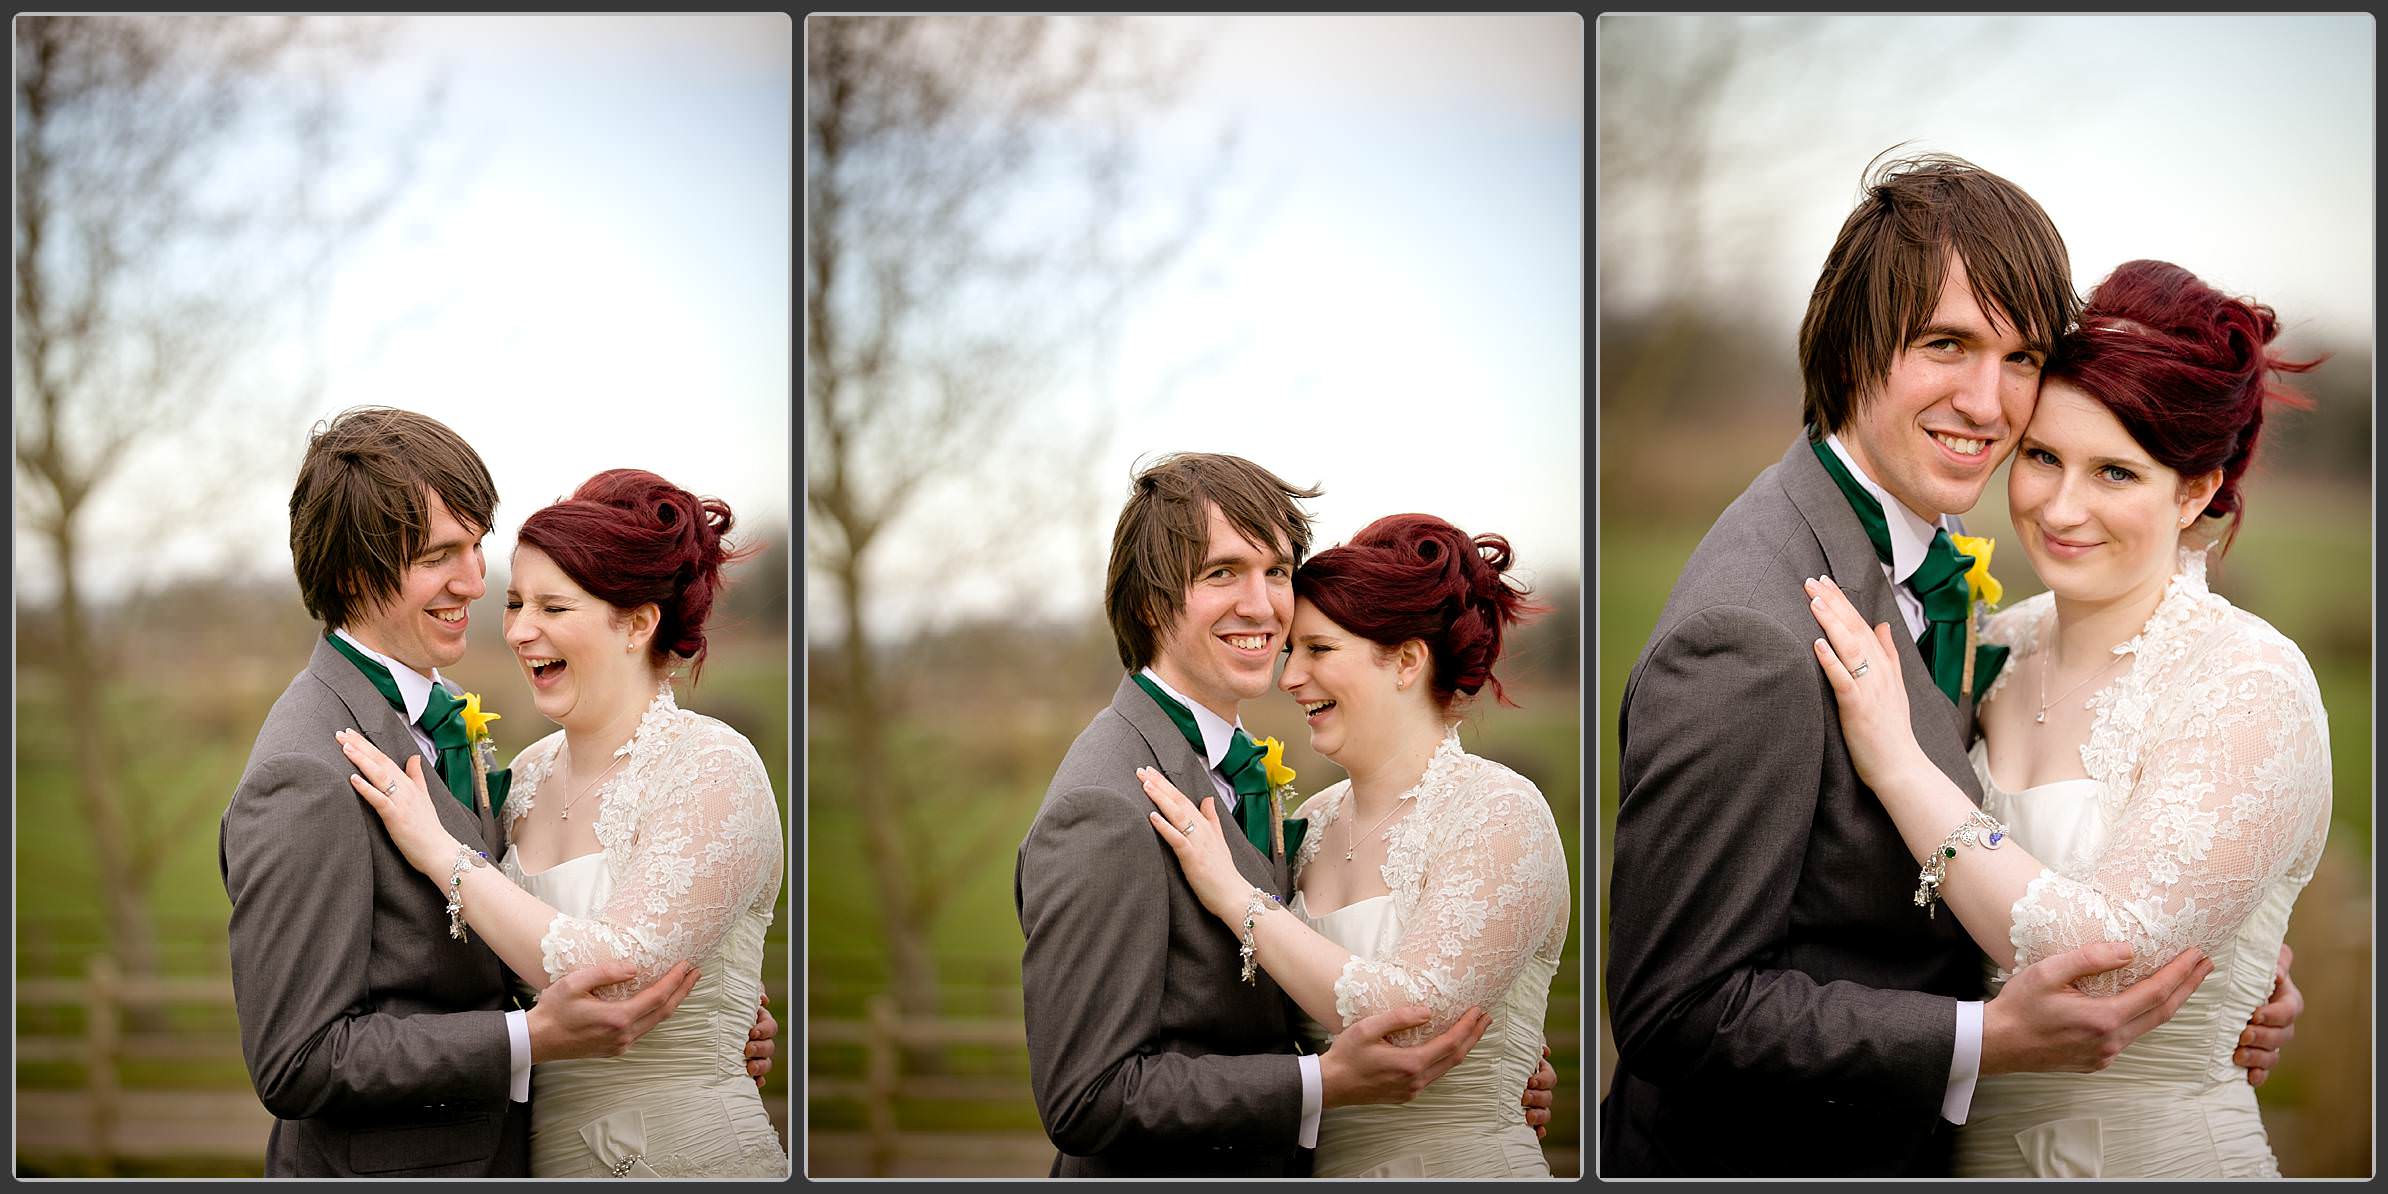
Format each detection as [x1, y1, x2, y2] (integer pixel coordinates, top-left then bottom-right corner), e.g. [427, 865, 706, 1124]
[555, 753, 628, 822]
[2035, 641, 2128, 724]
[1342, 798, 1407, 863]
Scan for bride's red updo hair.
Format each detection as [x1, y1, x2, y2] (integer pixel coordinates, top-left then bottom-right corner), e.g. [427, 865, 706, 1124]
[1294, 513, 1547, 711]
[516, 469, 757, 681]
[2043, 259, 2319, 553]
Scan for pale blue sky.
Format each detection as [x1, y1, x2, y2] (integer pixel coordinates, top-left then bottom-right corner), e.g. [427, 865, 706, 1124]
[1600, 14, 2372, 348]
[825, 14, 1586, 638]
[19, 14, 792, 605]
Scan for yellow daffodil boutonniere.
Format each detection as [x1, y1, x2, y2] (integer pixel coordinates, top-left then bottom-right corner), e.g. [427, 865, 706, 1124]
[1257, 736, 1303, 860]
[459, 691, 502, 742]
[1949, 534, 2003, 609]
[1258, 736, 1297, 791]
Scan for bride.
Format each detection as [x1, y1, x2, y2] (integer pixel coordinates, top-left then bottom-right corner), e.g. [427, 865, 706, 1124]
[1139, 513, 1569, 1177]
[340, 469, 788, 1177]
[1804, 260, 2331, 1178]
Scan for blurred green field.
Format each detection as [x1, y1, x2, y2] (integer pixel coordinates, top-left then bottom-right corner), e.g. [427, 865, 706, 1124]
[1595, 472, 2373, 1177]
[14, 627, 794, 1163]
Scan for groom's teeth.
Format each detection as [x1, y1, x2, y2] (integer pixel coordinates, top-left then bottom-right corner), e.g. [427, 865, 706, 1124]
[1932, 432, 1987, 456]
[430, 609, 464, 623]
[1226, 635, 1267, 650]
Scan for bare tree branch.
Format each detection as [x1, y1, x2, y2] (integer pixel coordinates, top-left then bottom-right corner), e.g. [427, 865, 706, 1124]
[805, 14, 1228, 1035]
[13, 14, 439, 1000]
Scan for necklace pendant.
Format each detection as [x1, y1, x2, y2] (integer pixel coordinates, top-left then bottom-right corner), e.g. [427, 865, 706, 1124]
[560, 808, 570, 821]
[1344, 848, 1355, 862]
[2034, 711, 2047, 724]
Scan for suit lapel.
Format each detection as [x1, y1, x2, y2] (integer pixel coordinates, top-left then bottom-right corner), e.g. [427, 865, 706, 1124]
[1779, 439, 1973, 758]
[308, 638, 493, 852]
[1110, 675, 1284, 891]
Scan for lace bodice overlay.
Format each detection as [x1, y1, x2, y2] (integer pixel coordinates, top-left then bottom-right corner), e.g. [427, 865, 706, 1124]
[1975, 547, 2332, 997]
[1289, 726, 1571, 1045]
[499, 684, 786, 993]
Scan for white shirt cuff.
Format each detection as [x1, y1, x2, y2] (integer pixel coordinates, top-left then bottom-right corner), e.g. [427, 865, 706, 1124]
[1297, 1053, 1322, 1148]
[1942, 999, 1983, 1124]
[506, 1008, 532, 1103]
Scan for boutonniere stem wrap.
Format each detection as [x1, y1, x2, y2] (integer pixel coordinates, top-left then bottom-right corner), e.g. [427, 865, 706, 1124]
[1257, 736, 1302, 859]
[459, 692, 503, 816]
[1948, 534, 2010, 703]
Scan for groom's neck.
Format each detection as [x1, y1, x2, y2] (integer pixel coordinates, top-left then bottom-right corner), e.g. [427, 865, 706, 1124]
[1145, 662, 1239, 725]
[334, 625, 434, 683]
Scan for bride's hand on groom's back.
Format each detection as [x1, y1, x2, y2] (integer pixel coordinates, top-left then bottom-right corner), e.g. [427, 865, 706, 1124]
[1979, 942, 2211, 1077]
[1318, 1006, 1490, 1109]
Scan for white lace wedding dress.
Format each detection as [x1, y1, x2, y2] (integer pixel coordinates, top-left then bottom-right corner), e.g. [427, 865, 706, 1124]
[1953, 549, 2332, 1178]
[1286, 727, 1569, 1178]
[499, 684, 788, 1178]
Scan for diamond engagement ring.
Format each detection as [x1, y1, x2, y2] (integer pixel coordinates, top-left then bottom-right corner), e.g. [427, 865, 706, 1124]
[1850, 659, 1872, 678]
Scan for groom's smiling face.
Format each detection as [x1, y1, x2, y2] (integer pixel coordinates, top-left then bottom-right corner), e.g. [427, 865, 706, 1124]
[1840, 253, 2043, 523]
[341, 489, 487, 676]
[1147, 502, 1293, 723]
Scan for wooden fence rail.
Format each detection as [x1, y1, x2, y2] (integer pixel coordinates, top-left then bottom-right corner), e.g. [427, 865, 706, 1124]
[19, 956, 791, 1175]
[13, 955, 253, 1174]
[806, 993, 1583, 1178]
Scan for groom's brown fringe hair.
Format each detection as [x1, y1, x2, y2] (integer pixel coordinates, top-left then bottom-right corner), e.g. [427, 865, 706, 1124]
[289, 406, 498, 630]
[1105, 453, 1322, 672]
[1799, 149, 2080, 437]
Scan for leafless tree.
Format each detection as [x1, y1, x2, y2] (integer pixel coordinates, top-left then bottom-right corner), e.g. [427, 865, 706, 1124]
[806, 14, 1224, 1026]
[13, 15, 437, 1003]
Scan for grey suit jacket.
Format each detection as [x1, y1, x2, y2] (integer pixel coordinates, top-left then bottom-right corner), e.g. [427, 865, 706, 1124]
[1015, 675, 1310, 1177]
[1601, 435, 1988, 1177]
[220, 635, 528, 1176]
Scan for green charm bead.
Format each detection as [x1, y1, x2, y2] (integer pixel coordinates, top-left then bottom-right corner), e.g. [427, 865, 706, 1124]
[1943, 846, 1957, 858]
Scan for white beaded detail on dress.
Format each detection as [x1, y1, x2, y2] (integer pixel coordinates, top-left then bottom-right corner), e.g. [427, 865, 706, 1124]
[1953, 547, 2323, 1177]
[1285, 727, 1567, 1177]
[500, 684, 785, 994]
[1975, 546, 2331, 997]
[499, 682, 787, 1177]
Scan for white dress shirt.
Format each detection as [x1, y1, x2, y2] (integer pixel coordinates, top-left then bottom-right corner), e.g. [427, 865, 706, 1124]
[1138, 667, 1323, 1147]
[333, 628, 533, 1104]
[1814, 440, 1985, 1124]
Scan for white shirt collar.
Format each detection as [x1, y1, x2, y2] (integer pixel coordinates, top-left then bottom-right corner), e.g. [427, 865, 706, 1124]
[1824, 433, 1956, 586]
[333, 627, 446, 726]
[1138, 666, 1244, 772]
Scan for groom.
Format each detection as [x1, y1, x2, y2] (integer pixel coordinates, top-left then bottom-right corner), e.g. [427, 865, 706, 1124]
[222, 407, 774, 1176]
[1016, 452, 1554, 1177]
[1603, 154, 2301, 1176]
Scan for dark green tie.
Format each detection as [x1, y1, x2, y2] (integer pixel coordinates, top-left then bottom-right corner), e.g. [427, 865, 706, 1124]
[1219, 729, 1277, 855]
[1130, 673, 1305, 859]
[1809, 439, 2008, 705]
[325, 633, 504, 814]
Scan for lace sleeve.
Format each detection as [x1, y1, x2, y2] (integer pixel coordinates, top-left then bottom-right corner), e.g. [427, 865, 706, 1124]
[538, 725, 785, 992]
[2006, 637, 2332, 995]
[1330, 768, 1570, 1045]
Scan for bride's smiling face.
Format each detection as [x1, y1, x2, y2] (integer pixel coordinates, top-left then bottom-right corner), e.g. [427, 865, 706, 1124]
[1278, 598, 1405, 765]
[503, 545, 657, 727]
[2008, 381, 2220, 606]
